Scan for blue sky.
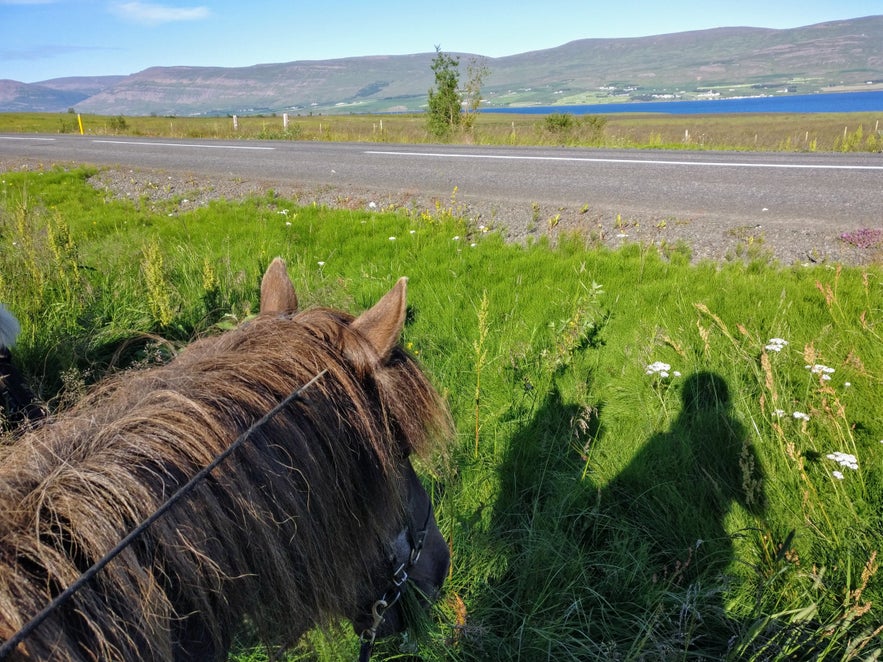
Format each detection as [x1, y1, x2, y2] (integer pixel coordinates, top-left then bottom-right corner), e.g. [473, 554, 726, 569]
[2, 0, 881, 83]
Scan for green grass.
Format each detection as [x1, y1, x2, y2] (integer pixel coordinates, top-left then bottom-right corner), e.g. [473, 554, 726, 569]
[2, 167, 882, 660]
[1, 110, 881, 151]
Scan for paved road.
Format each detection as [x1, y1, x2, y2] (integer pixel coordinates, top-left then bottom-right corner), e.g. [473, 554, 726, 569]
[2, 134, 882, 227]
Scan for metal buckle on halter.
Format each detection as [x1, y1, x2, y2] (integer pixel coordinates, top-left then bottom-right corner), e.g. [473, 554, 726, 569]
[392, 561, 409, 588]
[410, 529, 427, 565]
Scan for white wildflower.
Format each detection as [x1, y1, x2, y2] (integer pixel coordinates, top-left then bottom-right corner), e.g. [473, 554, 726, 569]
[646, 361, 676, 379]
[765, 338, 789, 352]
[833, 470, 844, 480]
[806, 364, 835, 380]
[317, 261, 325, 267]
[793, 411, 810, 421]
[826, 451, 858, 471]
[389, 236, 396, 241]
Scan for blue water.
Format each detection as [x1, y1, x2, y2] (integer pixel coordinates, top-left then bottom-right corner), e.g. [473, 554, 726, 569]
[482, 90, 883, 115]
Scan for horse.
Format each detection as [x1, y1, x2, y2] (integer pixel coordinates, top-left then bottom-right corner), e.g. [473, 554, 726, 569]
[0, 258, 451, 661]
[0, 305, 45, 430]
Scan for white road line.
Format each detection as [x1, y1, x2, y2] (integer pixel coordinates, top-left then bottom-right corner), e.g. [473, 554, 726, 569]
[365, 150, 883, 171]
[93, 140, 275, 151]
[0, 136, 56, 141]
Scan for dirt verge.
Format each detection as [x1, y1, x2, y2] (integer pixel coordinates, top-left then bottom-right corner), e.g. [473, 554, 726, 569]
[3, 158, 880, 266]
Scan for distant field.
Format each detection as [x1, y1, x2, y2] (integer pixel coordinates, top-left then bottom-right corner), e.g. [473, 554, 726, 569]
[1, 110, 881, 152]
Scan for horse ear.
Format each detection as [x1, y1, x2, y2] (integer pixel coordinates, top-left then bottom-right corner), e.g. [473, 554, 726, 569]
[351, 277, 407, 361]
[260, 257, 299, 315]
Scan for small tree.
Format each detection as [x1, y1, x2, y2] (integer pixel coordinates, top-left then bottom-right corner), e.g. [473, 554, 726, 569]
[462, 56, 489, 132]
[427, 46, 462, 138]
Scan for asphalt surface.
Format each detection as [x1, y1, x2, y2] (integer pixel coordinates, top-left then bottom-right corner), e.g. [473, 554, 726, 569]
[2, 134, 881, 222]
[2, 134, 882, 263]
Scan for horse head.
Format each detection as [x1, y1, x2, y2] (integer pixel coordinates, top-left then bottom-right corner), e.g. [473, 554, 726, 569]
[260, 258, 450, 647]
[0, 259, 450, 662]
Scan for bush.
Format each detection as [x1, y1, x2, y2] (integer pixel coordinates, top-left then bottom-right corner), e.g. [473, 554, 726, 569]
[108, 115, 129, 132]
[544, 112, 576, 132]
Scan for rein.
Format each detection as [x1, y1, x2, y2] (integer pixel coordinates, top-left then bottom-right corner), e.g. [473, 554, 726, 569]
[0, 369, 328, 660]
[357, 498, 433, 662]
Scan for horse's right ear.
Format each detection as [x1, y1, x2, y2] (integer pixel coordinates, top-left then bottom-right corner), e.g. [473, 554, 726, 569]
[260, 258, 299, 315]
[351, 277, 407, 362]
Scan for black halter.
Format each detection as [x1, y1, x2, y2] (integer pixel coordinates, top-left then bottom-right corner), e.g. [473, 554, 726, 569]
[357, 498, 433, 662]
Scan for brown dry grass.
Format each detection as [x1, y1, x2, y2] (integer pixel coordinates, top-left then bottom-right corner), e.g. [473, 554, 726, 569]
[1, 111, 881, 151]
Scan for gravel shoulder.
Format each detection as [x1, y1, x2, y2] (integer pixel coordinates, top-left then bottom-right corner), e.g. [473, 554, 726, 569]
[3, 157, 880, 267]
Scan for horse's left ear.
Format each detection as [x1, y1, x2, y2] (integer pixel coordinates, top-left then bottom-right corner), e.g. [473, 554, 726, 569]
[351, 277, 407, 361]
[260, 257, 299, 315]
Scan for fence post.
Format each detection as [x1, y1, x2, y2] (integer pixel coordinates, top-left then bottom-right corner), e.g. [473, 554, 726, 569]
[283, 113, 289, 129]
[233, 115, 239, 131]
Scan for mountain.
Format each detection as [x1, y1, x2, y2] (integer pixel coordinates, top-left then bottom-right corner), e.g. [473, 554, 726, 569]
[0, 78, 108, 113]
[0, 76, 125, 113]
[75, 55, 438, 116]
[3, 16, 882, 115]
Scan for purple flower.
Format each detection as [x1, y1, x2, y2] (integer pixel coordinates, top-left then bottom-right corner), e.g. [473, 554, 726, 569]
[839, 228, 883, 249]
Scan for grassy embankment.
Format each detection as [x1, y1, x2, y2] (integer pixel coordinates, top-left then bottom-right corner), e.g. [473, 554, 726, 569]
[0, 110, 881, 152]
[1, 167, 881, 660]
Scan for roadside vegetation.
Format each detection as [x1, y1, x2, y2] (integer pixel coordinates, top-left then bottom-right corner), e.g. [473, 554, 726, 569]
[425, 47, 489, 138]
[2, 167, 881, 660]
[0, 110, 881, 152]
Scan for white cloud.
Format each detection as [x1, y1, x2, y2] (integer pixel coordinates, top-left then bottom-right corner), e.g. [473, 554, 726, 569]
[111, 1, 210, 25]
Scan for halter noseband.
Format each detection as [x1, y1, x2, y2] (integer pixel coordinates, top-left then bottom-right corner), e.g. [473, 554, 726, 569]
[357, 497, 433, 662]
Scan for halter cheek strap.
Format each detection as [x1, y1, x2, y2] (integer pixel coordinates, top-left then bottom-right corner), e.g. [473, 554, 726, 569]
[357, 501, 432, 662]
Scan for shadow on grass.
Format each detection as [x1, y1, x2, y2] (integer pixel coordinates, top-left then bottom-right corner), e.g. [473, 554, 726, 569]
[596, 371, 766, 657]
[601, 371, 764, 575]
[462, 372, 767, 659]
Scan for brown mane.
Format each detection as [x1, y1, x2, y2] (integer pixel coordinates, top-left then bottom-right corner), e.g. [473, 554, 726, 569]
[0, 266, 450, 660]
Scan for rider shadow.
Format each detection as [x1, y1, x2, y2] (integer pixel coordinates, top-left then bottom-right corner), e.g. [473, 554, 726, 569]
[598, 371, 765, 626]
[459, 385, 603, 655]
[465, 372, 765, 657]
